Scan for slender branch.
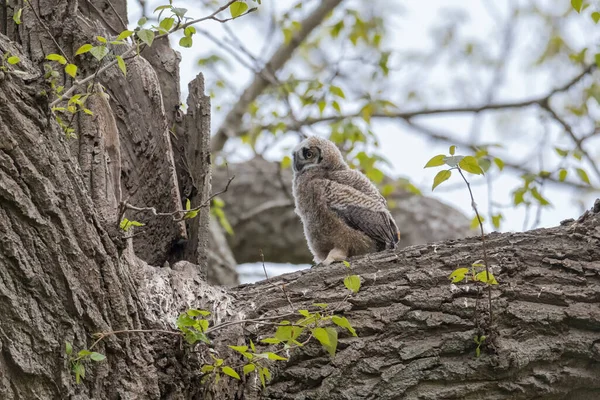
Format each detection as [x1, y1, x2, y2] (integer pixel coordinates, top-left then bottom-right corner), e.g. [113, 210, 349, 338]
[122, 176, 235, 221]
[541, 103, 600, 182]
[211, 0, 345, 153]
[260, 250, 295, 311]
[456, 168, 493, 327]
[253, 64, 596, 133]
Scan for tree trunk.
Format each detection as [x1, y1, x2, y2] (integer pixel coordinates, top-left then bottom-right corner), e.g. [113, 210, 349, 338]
[1, 2, 599, 399]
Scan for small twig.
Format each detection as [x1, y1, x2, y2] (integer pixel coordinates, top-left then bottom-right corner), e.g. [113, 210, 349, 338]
[204, 313, 295, 335]
[457, 167, 493, 327]
[260, 250, 295, 311]
[89, 329, 182, 350]
[121, 176, 235, 222]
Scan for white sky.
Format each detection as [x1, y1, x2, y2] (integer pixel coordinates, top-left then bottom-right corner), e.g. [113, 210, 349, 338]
[127, 0, 599, 239]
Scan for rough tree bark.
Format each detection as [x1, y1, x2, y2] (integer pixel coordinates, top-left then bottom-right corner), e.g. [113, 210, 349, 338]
[1, 1, 599, 400]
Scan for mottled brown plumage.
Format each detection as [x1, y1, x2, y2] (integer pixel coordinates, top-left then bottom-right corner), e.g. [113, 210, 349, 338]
[292, 136, 400, 266]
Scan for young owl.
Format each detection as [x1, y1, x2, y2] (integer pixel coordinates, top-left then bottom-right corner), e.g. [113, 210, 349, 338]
[292, 136, 400, 266]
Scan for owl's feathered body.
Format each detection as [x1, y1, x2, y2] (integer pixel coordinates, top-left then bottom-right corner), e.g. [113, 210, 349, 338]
[292, 136, 399, 266]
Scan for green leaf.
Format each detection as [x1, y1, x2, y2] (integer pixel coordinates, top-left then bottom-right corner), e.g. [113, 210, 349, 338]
[258, 367, 267, 388]
[432, 170, 451, 191]
[343, 275, 361, 293]
[573, 150, 583, 161]
[90, 352, 106, 362]
[554, 147, 569, 157]
[298, 309, 311, 317]
[595, 53, 600, 68]
[46, 53, 67, 65]
[322, 327, 338, 357]
[312, 303, 328, 309]
[116, 30, 134, 41]
[263, 367, 272, 382]
[281, 155, 292, 169]
[96, 36, 107, 43]
[243, 363, 255, 375]
[475, 271, 498, 285]
[184, 26, 196, 37]
[222, 366, 240, 380]
[491, 213, 503, 229]
[260, 338, 281, 344]
[73, 363, 85, 384]
[449, 268, 469, 283]
[329, 85, 345, 99]
[331, 315, 357, 336]
[111, 55, 125, 77]
[187, 309, 210, 316]
[65, 64, 77, 78]
[531, 187, 551, 206]
[172, 7, 188, 18]
[575, 168, 591, 185]
[493, 157, 505, 171]
[342, 260, 350, 268]
[559, 168, 568, 182]
[137, 29, 155, 47]
[89, 46, 109, 61]
[470, 215, 483, 230]
[312, 327, 330, 346]
[265, 352, 287, 361]
[318, 100, 326, 114]
[571, 0, 583, 13]
[179, 36, 193, 48]
[332, 100, 341, 113]
[75, 44, 93, 56]
[13, 8, 22, 24]
[7, 56, 19, 65]
[78, 349, 92, 357]
[423, 154, 446, 168]
[228, 345, 248, 353]
[185, 198, 191, 210]
[449, 145, 456, 155]
[201, 365, 214, 373]
[458, 156, 484, 175]
[137, 16, 147, 26]
[592, 12, 600, 23]
[159, 17, 175, 32]
[230, 1, 249, 18]
[65, 341, 73, 355]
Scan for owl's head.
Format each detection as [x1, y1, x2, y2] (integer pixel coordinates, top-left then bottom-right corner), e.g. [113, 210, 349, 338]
[292, 136, 347, 174]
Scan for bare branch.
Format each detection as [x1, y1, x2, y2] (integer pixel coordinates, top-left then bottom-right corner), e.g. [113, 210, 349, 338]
[211, 0, 345, 153]
[122, 176, 235, 222]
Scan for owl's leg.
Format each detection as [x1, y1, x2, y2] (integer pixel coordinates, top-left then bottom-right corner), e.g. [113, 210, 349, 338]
[321, 248, 348, 266]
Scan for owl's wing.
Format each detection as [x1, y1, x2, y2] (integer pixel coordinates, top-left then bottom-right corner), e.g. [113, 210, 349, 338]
[324, 179, 399, 249]
[328, 169, 388, 206]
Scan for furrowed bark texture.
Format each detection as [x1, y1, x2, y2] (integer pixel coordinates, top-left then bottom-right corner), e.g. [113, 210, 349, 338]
[226, 202, 600, 399]
[2, 0, 600, 399]
[212, 157, 474, 264]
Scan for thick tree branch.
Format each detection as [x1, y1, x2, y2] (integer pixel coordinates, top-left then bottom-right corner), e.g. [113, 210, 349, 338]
[211, 0, 345, 153]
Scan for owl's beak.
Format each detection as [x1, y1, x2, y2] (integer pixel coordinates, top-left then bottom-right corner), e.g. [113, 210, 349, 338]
[293, 152, 303, 172]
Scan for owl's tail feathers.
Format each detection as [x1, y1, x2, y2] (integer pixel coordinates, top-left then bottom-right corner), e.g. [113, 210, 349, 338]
[386, 230, 401, 250]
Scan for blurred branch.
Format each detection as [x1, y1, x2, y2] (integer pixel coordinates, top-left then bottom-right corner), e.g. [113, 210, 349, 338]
[211, 0, 345, 153]
[541, 103, 600, 181]
[256, 64, 596, 133]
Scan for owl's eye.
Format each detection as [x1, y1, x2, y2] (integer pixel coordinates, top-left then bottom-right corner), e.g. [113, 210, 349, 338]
[304, 148, 314, 159]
